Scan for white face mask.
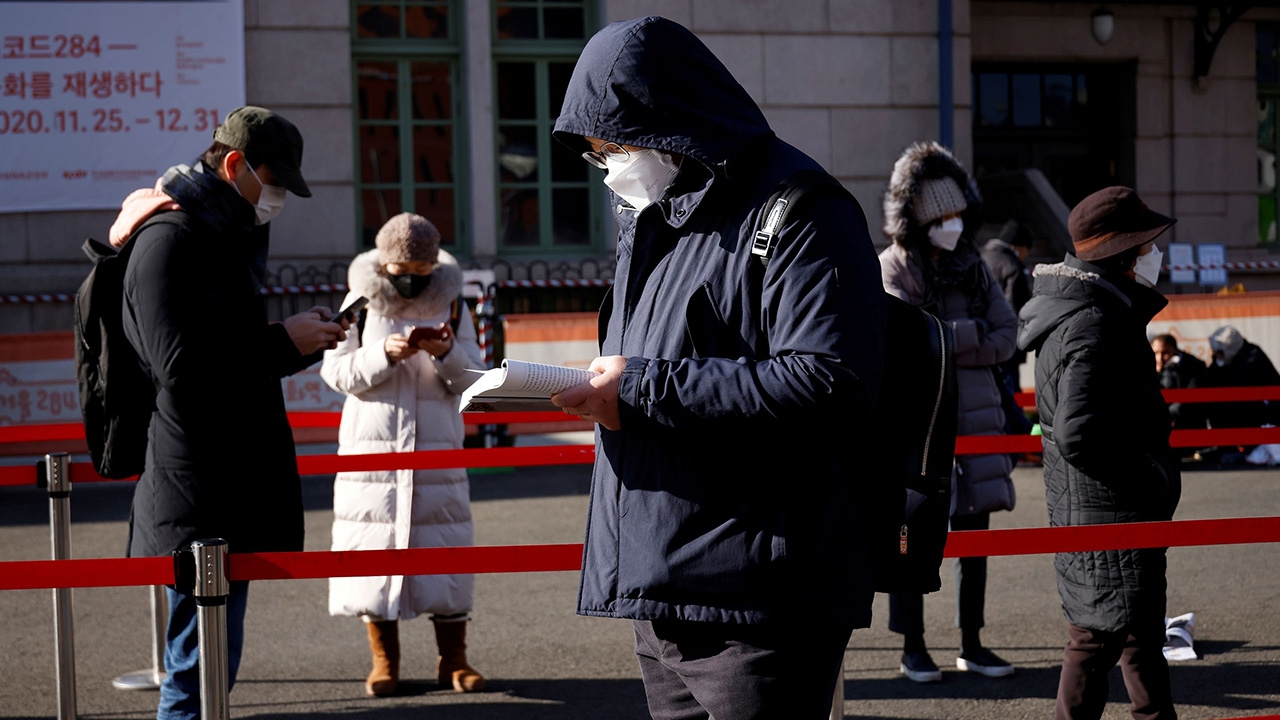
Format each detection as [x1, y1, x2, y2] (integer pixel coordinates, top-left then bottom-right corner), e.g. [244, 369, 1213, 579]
[1133, 246, 1163, 288]
[235, 163, 287, 225]
[602, 148, 680, 211]
[928, 217, 964, 251]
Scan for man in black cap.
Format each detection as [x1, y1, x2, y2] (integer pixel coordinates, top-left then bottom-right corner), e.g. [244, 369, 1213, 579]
[116, 106, 348, 719]
[1016, 186, 1180, 719]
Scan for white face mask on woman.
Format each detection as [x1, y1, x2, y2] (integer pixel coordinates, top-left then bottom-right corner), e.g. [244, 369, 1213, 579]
[1133, 246, 1163, 288]
[602, 148, 680, 211]
[928, 216, 964, 252]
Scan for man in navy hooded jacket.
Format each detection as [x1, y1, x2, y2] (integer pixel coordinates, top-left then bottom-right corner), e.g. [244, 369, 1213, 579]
[551, 17, 888, 718]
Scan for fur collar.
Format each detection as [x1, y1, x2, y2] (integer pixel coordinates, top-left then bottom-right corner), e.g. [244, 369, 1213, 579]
[1032, 261, 1131, 308]
[346, 248, 465, 316]
[882, 141, 982, 247]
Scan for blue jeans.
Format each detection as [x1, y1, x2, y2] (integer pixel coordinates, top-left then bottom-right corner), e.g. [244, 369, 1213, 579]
[158, 582, 249, 720]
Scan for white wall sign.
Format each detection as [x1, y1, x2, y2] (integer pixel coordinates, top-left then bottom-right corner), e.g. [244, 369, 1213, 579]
[0, 1, 245, 212]
[1197, 244, 1227, 288]
[1167, 243, 1196, 285]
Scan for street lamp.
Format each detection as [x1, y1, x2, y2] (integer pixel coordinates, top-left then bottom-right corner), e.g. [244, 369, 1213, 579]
[1092, 6, 1115, 46]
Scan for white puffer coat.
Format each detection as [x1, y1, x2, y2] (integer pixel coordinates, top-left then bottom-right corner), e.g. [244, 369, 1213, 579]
[321, 248, 484, 620]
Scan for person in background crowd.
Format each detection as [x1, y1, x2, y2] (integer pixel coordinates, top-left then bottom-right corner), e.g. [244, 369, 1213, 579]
[119, 106, 347, 720]
[880, 141, 1019, 683]
[1151, 333, 1206, 431]
[1017, 185, 1180, 720]
[321, 213, 487, 697]
[1200, 325, 1280, 433]
[982, 220, 1036, 443]
[549, 16, 888, 719]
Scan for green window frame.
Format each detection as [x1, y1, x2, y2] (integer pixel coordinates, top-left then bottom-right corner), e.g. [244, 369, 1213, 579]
[493, 1, 604, 254]
[351, 1, 468, 253]
[1258, 24, 1280, 247]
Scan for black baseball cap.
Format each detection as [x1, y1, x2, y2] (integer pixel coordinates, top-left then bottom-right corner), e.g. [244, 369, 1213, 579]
[213, 106, 312, 198]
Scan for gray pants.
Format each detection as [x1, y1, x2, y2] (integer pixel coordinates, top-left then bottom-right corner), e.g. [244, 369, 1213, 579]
[633, 618, 852, 720]
[889, 511, 990, 636]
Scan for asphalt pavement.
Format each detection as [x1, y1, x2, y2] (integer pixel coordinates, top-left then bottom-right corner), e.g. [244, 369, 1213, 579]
[0, 449, 1277, 719]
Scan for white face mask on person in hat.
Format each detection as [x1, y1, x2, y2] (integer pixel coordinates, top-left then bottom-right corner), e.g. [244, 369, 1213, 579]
[1133, 245, 1163, 288]
[928, 216, 964, 252]
[246, 165, 287, 225]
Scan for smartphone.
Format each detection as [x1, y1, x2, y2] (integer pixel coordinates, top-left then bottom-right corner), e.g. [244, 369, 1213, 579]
[334, 296, 368, 324]
[407, 324, 448, 346]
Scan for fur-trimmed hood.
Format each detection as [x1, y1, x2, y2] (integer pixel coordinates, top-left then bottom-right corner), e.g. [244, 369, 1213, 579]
[882, 141, 982, 248]
[346, 248, 465, 317]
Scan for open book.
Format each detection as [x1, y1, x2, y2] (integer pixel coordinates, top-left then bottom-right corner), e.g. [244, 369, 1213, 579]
[459, 359, 596, 412]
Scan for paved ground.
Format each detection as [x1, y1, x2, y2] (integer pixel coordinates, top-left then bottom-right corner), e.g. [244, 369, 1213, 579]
[0, 443, 1277, 719]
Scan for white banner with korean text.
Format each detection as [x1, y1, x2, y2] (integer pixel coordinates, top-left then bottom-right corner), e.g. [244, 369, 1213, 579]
[0, 0, 245, 212]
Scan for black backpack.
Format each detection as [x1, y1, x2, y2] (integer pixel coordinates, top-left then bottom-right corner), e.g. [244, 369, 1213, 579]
[752, 169, 958, 595]
[74, 213, 179, 478]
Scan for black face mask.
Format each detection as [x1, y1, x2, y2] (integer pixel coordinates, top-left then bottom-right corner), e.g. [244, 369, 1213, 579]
[389, 272, 432, 298]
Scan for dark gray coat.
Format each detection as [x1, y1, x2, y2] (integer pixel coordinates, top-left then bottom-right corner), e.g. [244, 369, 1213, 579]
[554, 17, 888, 627]
[1017, 254, 1180, 633]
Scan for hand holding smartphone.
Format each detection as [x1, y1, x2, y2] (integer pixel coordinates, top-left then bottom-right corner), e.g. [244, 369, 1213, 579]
[334, 296, 369, 324]
[407, 323, 450, 347]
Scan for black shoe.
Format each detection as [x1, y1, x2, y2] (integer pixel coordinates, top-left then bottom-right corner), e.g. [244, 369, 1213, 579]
[956, 646, 1014, 677]
[900, 649, 942, 683]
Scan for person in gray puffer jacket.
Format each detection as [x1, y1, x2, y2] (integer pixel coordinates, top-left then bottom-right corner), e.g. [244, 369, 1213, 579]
[879, 141, 1018, 683]
[1018, 186, 1179, 720]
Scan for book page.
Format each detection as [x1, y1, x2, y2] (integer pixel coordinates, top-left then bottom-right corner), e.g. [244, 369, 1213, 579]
[497, 359, 596, 396]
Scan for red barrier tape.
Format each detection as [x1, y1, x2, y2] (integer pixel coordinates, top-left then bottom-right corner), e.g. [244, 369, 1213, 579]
[3, 426, 1278, 489]
[295, 445, 595, 475]
[2, 517, 1279, 591]
[0, 412, 580, 444]
[1013, 385, 1280, 409]
[4, 386, 1279, 445]
[0, 555, 173, 590]
[231, 543, 584, 582]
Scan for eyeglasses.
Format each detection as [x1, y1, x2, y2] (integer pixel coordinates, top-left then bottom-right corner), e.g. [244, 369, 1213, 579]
[582, 142, 629, 169]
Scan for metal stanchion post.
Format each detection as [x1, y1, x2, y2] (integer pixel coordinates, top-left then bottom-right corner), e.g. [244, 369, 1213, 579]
[190, 539, 230, 720]
[111, 585, 168, 690]
[45, 452, 77, 720]
[829, 657, 845, 720]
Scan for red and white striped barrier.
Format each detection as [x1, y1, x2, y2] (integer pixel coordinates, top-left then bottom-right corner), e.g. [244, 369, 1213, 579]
[1166, 261, 1280, 271]
[497, 279, 612, 289]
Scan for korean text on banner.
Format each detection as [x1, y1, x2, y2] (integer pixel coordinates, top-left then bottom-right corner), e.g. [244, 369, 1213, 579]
[0, 1, 246, 212]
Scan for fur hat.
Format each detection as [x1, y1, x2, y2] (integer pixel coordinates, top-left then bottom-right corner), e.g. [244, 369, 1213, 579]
[1209, 325, 1245, 364]
[376, 213, 440, 266]
[913, 176, 968, 226]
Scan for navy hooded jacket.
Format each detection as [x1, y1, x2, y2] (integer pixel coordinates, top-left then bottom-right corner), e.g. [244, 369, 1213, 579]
[554, 17, 888, 627]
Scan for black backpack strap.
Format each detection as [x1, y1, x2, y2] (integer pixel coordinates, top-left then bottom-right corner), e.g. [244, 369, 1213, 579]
[751, 168, 850, 266]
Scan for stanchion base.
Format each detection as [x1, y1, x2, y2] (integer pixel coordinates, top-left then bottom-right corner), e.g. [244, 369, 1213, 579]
[111, 669, 164, 691]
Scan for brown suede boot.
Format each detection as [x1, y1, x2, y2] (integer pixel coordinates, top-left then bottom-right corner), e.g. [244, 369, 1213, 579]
[433, 618, 486, 692]
[365, 620, 400, 696]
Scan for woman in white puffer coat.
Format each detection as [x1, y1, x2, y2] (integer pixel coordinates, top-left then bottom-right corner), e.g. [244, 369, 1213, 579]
[321, 213, 486, 698]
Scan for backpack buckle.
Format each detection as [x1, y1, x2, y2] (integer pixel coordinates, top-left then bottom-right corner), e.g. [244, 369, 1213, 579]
[751, 230, 776, 259]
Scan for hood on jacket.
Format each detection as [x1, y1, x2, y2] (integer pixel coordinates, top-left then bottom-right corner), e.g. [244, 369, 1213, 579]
[883, 141, 982, 248]
[347, 247, 464, 317]
[552, 16, 774, 174]
[109, 181, 180, 248]
[1017, 254, 1167, 353]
